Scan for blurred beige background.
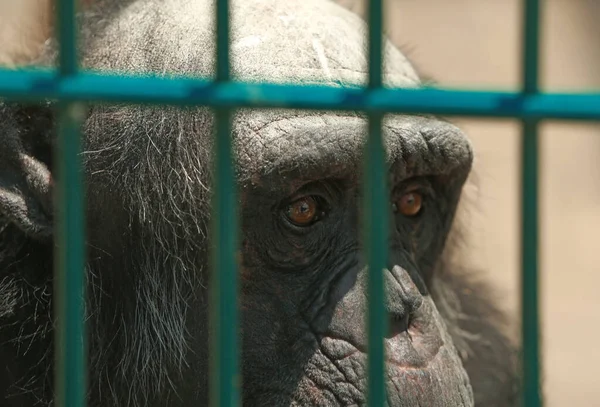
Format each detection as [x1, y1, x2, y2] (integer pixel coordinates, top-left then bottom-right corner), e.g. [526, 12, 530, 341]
[0, 0, 51, 66]
[1, 0, 599, 405]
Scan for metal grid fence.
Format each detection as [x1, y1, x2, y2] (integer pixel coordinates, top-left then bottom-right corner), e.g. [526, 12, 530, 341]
[0, 0, 599, 406]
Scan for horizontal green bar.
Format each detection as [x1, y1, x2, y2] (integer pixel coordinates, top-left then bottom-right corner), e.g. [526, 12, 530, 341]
[0, 70, 599, 120]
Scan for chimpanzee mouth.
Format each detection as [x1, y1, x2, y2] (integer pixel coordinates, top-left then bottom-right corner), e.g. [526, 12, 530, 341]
[314, 331, 472, 407]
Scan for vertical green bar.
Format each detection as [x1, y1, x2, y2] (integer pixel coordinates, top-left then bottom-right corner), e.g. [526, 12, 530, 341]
[54, 103, 87, 407]
[54, 1, 87, 407]
[365, 0, 388, 406]
[57, 0, 77, 76]
[523, 0, 540, 95]
[215, 0, 230, 82]
[209, 0, 240, 406]
[521, 0, 542, 406]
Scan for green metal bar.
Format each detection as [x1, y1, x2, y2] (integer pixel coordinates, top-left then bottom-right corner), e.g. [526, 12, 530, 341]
[521, 120, 541, 407]
[367, 0, 383, 89]
[365, 0, 388, 405]
[54, 1, 87, 407]
[209, 0, 240, 406]
[523, 0, 540, 95]
[1, 71, 599, 120]
[57, 0, 78, 76]
[364, 112, 389, 407]
[520, 0, 542, 406]
[54, 102, 87, 407]
[215, 0, 230, 82]
[210, 109, 240, 407]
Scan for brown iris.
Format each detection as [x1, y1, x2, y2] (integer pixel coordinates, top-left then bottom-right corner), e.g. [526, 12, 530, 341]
[285, 196, 319, 226]
[395, 191, 423, 216]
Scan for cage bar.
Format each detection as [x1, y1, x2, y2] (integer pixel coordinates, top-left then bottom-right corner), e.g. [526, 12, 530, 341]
[209, 0, 241, 406]
[0, 72, 598, 120]
[364, 0, 388, 405]
[363, 113, 389, 406]
[521, 0, 542, 406]
[54, 1, 87, 407]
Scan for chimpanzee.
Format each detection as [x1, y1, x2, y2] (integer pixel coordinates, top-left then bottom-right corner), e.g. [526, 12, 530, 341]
[0, 0, 519, 405]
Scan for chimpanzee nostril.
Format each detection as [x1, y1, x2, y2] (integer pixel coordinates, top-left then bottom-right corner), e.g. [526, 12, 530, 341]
[386, 311, 411, 339]
[382, 265, 423, 339]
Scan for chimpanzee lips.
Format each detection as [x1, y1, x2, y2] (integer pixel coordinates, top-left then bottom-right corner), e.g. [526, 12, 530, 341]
[314, 331, 472, 406]
[309, 293, 474, 406]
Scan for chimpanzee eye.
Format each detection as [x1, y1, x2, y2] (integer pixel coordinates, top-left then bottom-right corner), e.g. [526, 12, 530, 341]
[393, 191, 423, 217]
[285, 196, 323, 226]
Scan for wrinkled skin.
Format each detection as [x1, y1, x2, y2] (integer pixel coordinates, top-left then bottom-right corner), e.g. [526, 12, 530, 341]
[0, 0, 518, 406]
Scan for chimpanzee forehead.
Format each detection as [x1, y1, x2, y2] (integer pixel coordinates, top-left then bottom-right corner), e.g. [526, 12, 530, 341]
[79, 0, 420, 88]
[232, 110, 473, 192]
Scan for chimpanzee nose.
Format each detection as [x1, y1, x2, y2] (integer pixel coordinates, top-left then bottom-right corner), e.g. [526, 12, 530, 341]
[384, 265, 424, 338]
[323, 265, 425, 349]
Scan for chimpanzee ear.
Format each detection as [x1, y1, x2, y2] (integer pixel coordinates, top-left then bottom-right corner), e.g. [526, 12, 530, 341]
[0, 101, 55, 240]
